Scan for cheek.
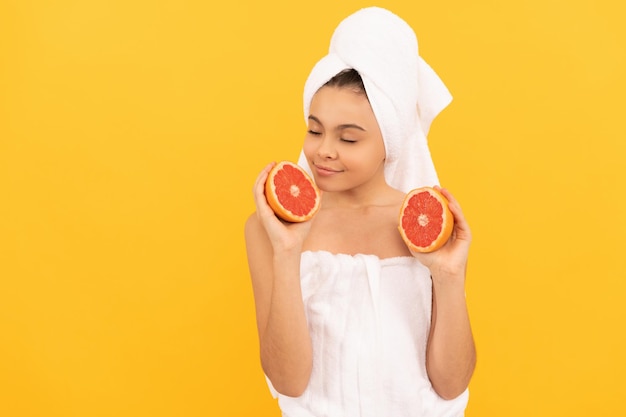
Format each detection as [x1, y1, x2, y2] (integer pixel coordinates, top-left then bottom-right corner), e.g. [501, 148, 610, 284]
[377, 142, 387, 162]
[302, 136, 316, 159]
[365, 141, 386, 165]
[345, 146, 383, 173]
[376, 136, 387, 161]
[360, 143, 386, 174]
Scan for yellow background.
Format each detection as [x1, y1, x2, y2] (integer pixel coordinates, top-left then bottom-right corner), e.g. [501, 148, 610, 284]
[1, 0, 625, 416]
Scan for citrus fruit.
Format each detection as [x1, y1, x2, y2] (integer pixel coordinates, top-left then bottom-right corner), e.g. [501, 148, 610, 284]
[264, 161, 321, 222]
[398, 187, 454, 253]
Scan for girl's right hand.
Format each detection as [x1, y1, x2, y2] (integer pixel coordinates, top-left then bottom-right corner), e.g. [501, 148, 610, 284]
[252, 162, 315, 253]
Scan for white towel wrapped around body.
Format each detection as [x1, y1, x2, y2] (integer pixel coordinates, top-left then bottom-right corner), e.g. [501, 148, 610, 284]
[267, 251, 469, 416]
[297, 7, 452, 193]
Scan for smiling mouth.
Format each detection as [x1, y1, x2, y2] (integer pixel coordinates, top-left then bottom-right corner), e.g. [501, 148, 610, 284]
[314, 164, 341, 173]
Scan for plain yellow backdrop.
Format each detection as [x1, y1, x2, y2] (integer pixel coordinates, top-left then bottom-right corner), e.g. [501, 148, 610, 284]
[1, 0, 625, 416]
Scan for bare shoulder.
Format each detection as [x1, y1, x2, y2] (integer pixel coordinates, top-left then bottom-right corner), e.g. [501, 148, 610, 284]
[244, 211, 261, 240]
[244, 212, 273, 260]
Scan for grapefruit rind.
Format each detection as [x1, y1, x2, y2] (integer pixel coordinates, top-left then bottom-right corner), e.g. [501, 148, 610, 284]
[264, 161, 321, 223]
[398, 187, 454, 253]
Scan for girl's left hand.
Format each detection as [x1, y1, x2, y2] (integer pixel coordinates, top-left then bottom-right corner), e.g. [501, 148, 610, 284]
[410, 186, 472, 280]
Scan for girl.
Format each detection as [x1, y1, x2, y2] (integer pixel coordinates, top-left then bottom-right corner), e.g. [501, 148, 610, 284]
[245, 7, 475, 416]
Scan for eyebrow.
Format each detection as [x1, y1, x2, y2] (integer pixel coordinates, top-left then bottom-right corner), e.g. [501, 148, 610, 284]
[308, 115, 367, 132]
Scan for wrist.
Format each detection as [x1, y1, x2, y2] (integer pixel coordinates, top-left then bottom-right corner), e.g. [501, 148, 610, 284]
[430, 275, 467, 309]
[273, 244, 303, 261]
[430, 270, 466, 292]
[271, 234, 304, 253]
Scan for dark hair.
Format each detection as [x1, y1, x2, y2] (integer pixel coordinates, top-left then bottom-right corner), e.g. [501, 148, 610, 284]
[323, 68, 367, 97]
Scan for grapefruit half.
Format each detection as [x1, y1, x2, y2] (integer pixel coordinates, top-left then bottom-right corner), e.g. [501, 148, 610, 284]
[264, 161, 321, 222]
[398, 187, 454, 253]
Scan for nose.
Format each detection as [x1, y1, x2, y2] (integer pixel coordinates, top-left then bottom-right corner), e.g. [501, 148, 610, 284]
[317, 136, 337, 159]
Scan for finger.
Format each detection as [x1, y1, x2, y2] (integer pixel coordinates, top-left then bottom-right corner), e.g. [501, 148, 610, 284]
[253, 162, 275, 194]
[253, 162, 277, 218]
[438, 187, 464, 223]
[438, 187, 472, 241]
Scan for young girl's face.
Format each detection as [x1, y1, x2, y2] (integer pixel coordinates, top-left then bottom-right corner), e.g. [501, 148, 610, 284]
[303, 86, 386, 193]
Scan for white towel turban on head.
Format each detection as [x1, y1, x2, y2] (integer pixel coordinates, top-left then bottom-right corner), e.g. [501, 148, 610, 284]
[297, 7, 453, 193]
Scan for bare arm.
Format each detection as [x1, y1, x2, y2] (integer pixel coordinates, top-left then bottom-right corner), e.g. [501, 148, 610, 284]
[411, 187, 476, 400]
[244, 163, 313, 397]
[426, 272, 475, 399]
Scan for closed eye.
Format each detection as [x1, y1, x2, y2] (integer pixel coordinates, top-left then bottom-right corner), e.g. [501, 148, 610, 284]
[341, 138, 356, 143]
[307, 130, 321, 135]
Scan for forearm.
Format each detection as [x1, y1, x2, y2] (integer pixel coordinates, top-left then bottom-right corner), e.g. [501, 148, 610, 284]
[260, 247, 312, 397]
[426, 275, 476, 400]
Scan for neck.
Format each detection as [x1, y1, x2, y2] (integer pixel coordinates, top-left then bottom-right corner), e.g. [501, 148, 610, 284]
[322, 179, 401, 209]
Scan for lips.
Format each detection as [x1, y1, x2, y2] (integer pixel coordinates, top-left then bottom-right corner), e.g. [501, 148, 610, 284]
[313, 163, 342, 176]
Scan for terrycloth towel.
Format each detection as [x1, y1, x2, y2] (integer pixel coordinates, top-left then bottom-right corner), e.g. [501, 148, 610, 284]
[297, 7, 452, 193]
[266, 251, 469, 416]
